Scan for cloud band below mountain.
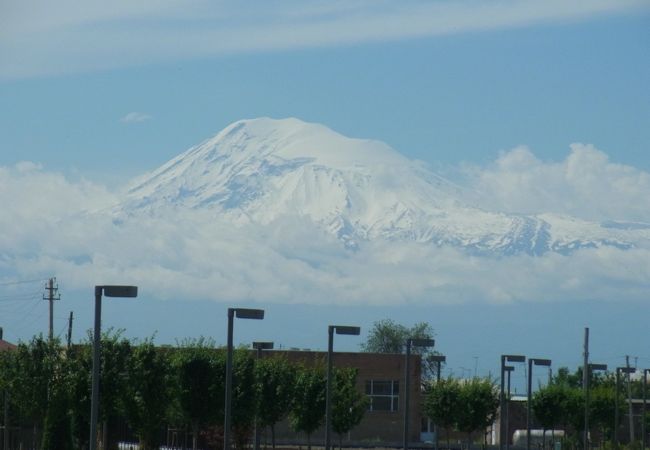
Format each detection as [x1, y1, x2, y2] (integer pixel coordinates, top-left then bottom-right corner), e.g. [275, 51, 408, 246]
[1, 144, 649, 305]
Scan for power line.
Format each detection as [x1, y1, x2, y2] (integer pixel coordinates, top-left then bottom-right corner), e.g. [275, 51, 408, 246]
[0, 278, 46, 287]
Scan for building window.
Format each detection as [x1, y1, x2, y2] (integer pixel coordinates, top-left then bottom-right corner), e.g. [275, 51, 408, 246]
[365, 380, 399, 412]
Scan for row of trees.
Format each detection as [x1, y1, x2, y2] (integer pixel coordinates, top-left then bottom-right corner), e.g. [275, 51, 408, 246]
[424, 377, 500, 447]
[530, 368, 650, 447]
[0, 333, 367, 450]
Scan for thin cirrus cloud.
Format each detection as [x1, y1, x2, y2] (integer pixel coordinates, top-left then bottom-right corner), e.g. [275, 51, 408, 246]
[0, 0, 647, 79]
[1, 144, 649, 305]
[120, 112, 152, 124]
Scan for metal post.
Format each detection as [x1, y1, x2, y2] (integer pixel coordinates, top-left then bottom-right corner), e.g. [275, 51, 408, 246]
[224, 309, 234, 450]
[583, 328, 590, 450]
[506, 368, 512, 450]
[435, 360, 442, 450]
[527, 359, 533, 450]
[90, 287, 102, 450]
[325, 326, 334, 450]
[500, 356, 506, 450]
[585, 363, 591, 450]
[404, 340, 412, 450]
[643, 370, 647, 450]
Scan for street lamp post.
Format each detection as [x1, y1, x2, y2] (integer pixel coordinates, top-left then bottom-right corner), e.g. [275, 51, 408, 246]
[325, 325, 361, 450]
[584, 363, 608, 450]
[403, 338, 435, 450]
[430, 355, 446, 450]
[527, 359, 552, 450]
[252, 341, 274, 450]
[641, 369, 650, 450]
[224, 308, 265, 450]
[500, 355, 525, 450]
[504, 366, 514, 450]
[90, 285, 138, 450]
[615, 367, 636, 449]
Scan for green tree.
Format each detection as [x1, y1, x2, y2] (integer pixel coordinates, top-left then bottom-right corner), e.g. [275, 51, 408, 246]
[589, 385, 618, 443]
[170, 338, 225, 450]
[3, 336, 66, 449]
[361, 319, 440, 381]
[424, 377, 461, 448]
[123, 340, 173, 450]
[232, 349, 256, 450]
[531, 384, 571, 442]
[456, 378, 499, 447]
[290, 365, 326, 450]
[255, 355, 296, 450]
[331, 368, 368, 449]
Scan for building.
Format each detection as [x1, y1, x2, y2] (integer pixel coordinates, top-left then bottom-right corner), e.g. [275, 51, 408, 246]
[268, 350, 424, 446]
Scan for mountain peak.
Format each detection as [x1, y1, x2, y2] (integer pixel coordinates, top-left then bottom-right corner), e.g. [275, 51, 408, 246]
[120, 118, 647, 255]
[208, 116, 408, 169]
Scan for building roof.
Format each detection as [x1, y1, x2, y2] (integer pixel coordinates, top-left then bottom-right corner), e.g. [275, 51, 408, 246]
[0, 339, 17, 351]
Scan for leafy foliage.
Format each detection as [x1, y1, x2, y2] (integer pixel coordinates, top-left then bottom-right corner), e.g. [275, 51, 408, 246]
[289, 365, 326, 448]
[331, 368, 368, 445]
[424, 377, 461, 444]
[255, 355, 296, 449]
[455, 377, 499, 439]
[169, 339, 225, 450]
[361, 319, 441, 381]
[123, 340, 173, 450]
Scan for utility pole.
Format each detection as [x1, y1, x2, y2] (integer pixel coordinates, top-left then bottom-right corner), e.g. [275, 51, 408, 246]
[66, 311, 74, 348]
[626, 356, 634, 443]
[43, 278, 60, 340]
[583, 327, 589, 450]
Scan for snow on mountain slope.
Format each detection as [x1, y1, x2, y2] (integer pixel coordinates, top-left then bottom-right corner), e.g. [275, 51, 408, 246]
[122, 118, 649, 254]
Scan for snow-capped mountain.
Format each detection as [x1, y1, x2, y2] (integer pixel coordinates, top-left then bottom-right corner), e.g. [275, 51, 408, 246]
[122, 118, 649, 255]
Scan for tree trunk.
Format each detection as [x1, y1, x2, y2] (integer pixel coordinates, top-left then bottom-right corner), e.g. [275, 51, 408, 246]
[271, 424, 276, 450]
[307, 432, 311, 450]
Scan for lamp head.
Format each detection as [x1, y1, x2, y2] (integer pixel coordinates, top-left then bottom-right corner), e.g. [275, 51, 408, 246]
[532, 358, 552, 367]
[234, 308, 265, 320]
[332, 325, 361, 335]
[408, 338, 435, 348]
[98, 285, 138, 298]
[252, 341, 274, 350]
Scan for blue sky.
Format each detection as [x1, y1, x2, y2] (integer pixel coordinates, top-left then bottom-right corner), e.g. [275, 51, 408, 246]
[1, 1, 649, 383]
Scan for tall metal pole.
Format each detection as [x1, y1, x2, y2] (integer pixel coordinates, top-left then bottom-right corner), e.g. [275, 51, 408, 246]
[643, 370, 647, 450]
[506, 369, 512, 450]
[500, 356, 506, 450]
[48, 278, 54, 341]
[527, 359, 533, 450]
[626, 356, 635, 444]
[404, 340, 412, 450]
[583, 328, 590, 450]
[435, 360, 442, 450]
[90, 288, 102, 450]
[325, 326, 334, 450]
[224, 309, 235, 450]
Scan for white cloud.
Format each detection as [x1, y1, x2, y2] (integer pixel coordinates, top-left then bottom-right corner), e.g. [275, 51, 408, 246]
[462, 143, 650, 222]
[120, 112, 152, 123]
[1, 155, 649, 306]
[1, 0, 647, 79]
